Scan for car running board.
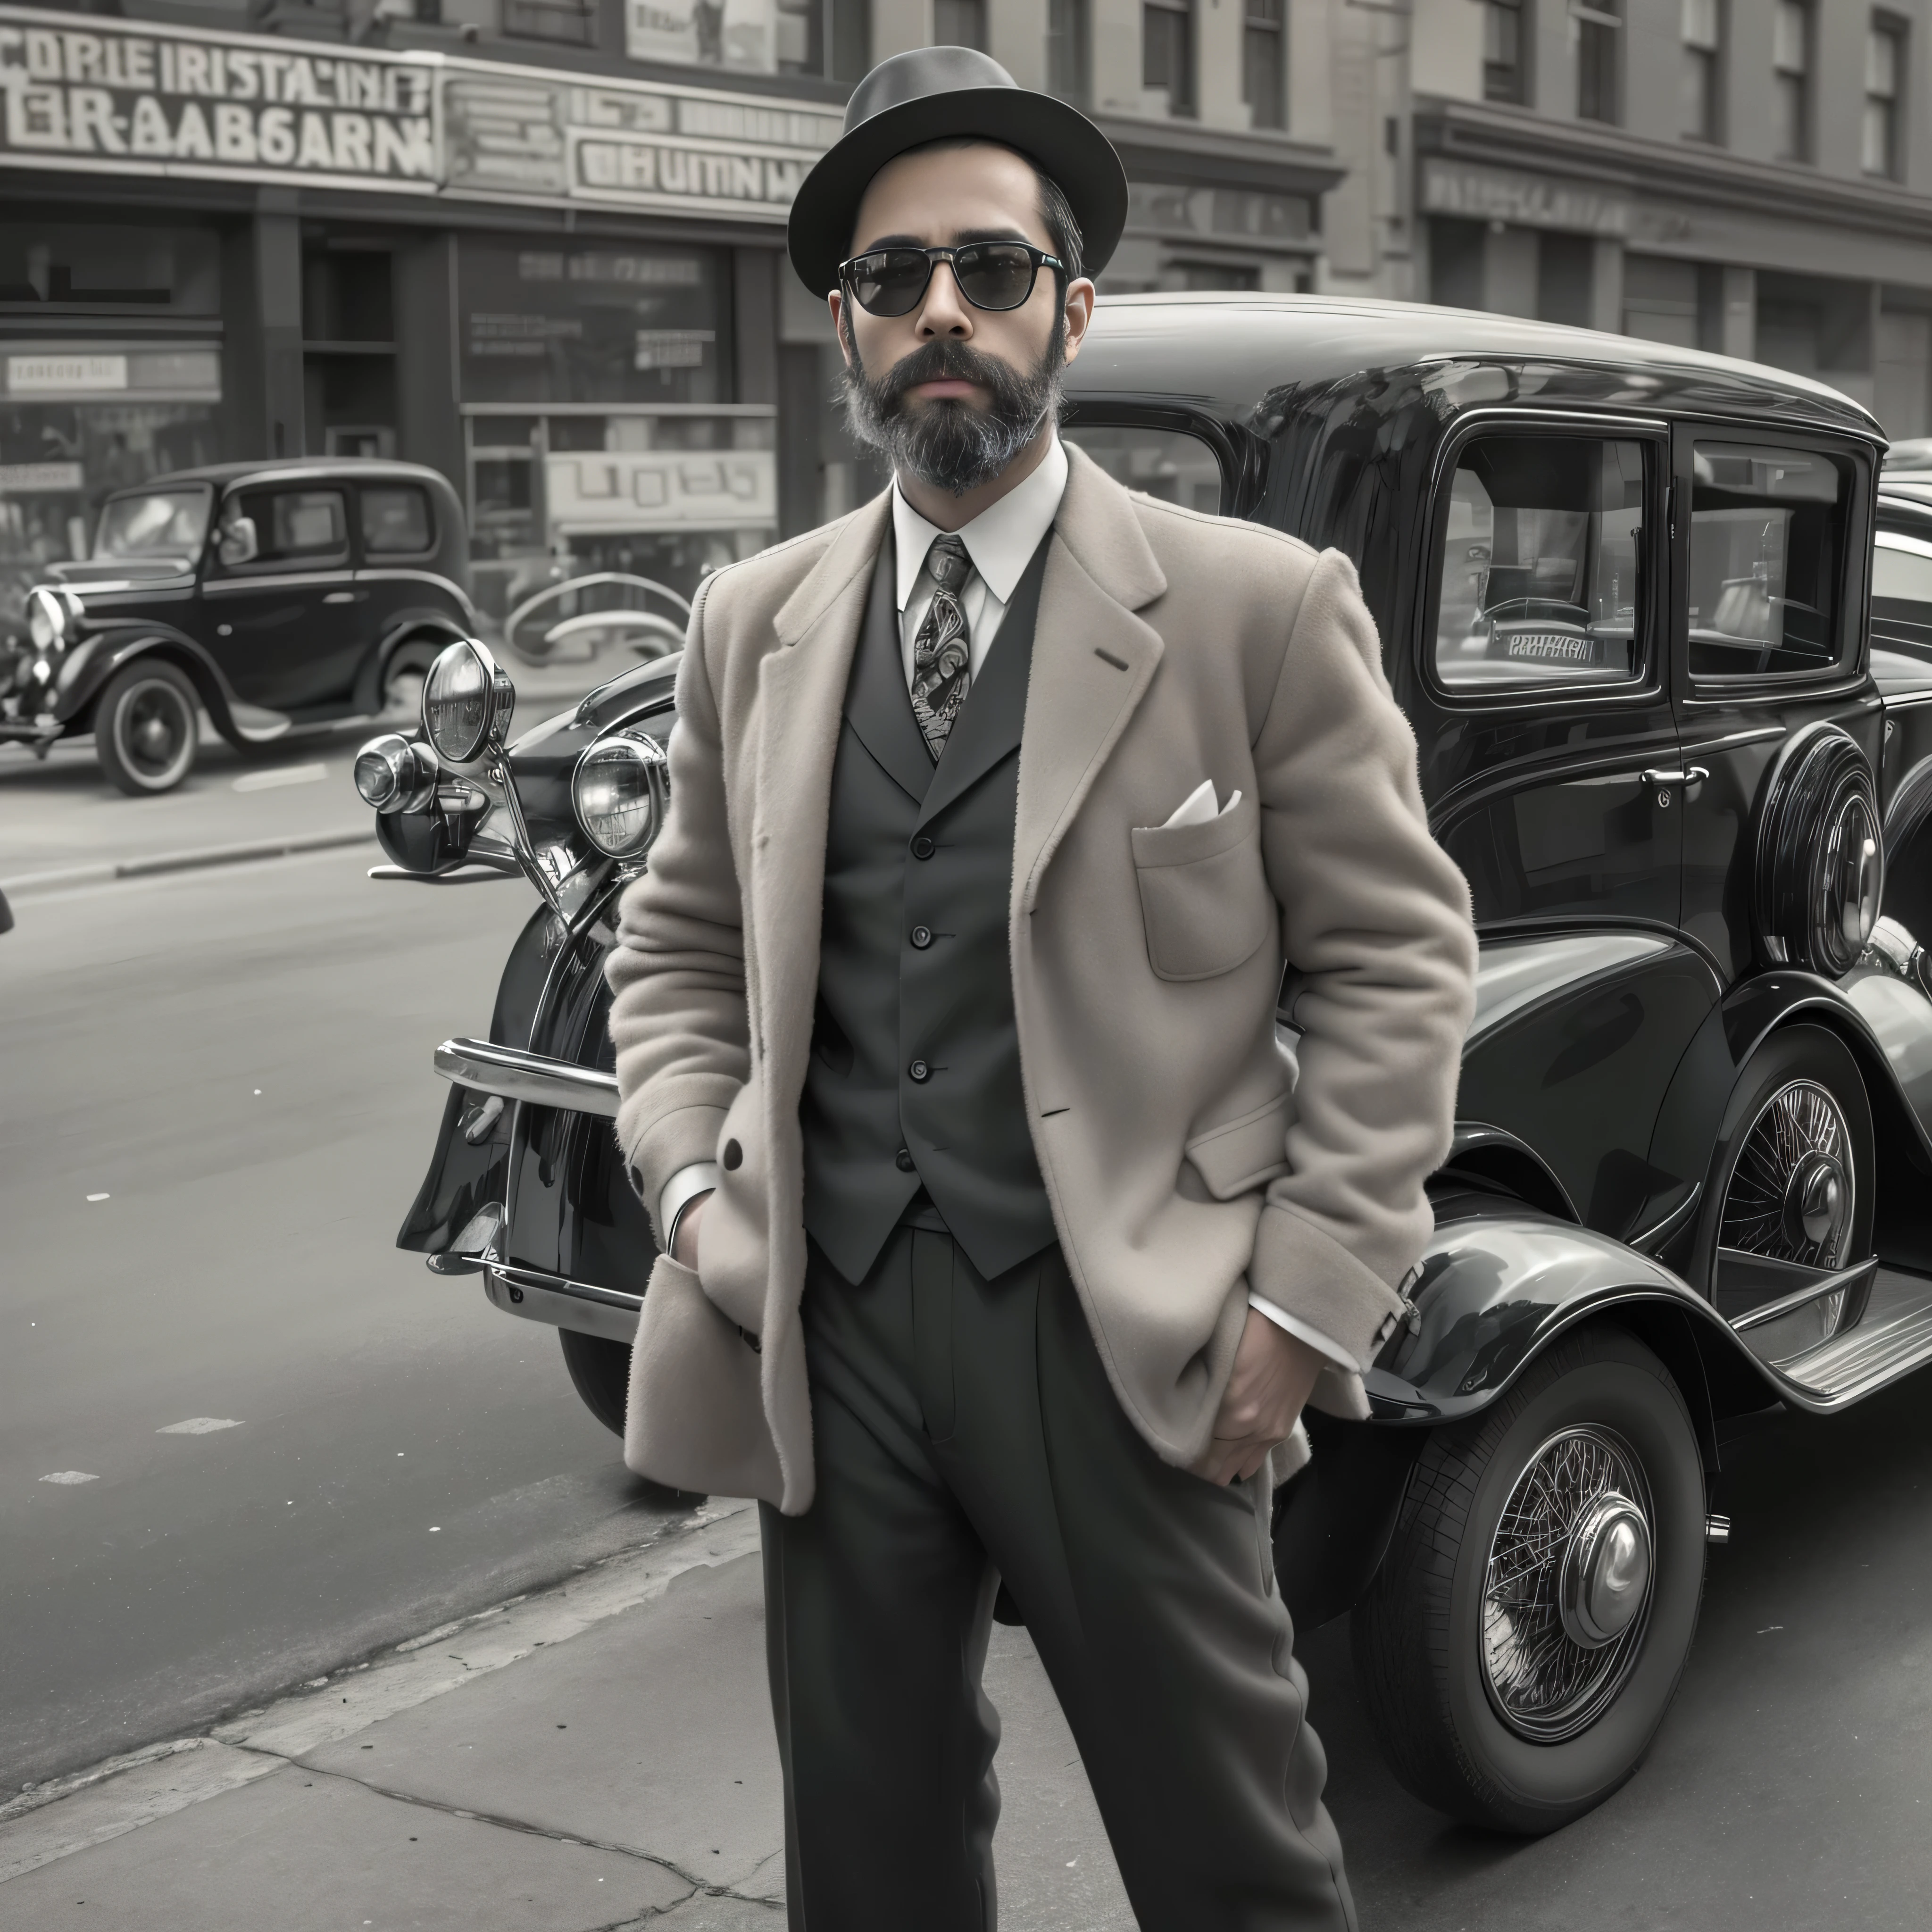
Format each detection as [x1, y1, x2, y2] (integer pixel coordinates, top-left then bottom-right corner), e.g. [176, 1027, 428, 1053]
[1757, 1263, 1932, 1406]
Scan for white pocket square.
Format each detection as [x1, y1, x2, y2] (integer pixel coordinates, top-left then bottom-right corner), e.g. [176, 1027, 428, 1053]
[1159, 779, 1242, 829]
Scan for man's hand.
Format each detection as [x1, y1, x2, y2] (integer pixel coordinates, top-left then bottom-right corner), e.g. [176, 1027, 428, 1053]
[671, 1191, 711, 1270]
[1195, 1308, 1326, 1486]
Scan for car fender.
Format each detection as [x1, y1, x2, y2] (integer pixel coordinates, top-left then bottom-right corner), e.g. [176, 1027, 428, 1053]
[51, 625, 246, 741]
[354, 609, 471, 716]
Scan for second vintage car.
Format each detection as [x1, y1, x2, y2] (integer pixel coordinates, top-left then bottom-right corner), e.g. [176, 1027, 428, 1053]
[358, 294, 1932, 1838]
[0, 457, 474, 794]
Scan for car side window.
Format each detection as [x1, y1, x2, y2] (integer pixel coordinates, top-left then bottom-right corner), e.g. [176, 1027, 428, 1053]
[1687, 442, 1849, 680]
[361, 485, 433, 556]
[1062, 423, 1223, 513]
[219, 488, 350, 567]
[1432, 436, 1648, 691]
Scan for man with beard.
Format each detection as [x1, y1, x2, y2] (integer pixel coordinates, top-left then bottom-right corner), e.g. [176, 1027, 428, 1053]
[606, 46, 1476, 1932]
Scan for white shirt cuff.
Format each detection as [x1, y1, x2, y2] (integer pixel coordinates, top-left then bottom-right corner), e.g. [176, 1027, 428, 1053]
[1246, 1292, 1361, 1375]
[658, 1162, 721, 1252]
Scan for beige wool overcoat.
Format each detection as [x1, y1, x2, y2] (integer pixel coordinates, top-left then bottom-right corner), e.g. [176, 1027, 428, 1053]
[606, 442, 1477, 1514]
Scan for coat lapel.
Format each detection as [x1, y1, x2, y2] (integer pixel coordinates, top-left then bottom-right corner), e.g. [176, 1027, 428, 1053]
[1013, 443, 1168, 914]
[752, 491, 892, 1074]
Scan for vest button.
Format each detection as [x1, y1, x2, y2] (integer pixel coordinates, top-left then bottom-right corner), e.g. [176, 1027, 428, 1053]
[895, 1147, 916, 1172]
[908, 1058, 930, 1083]
[911, 835, 935, 859]
[910, 924, 933, 949]
[721, 1139, 742, 1171]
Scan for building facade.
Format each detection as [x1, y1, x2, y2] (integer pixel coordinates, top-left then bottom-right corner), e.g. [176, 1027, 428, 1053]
[1367, 0, 1932, 439]
[11, 0, 1927, 636]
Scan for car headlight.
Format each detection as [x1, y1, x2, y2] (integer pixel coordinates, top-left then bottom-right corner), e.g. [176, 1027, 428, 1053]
[422, 639, 514, 766]
[26, 586, 72, 652]
[354, 733, 440, 814]
[572, 731, 670, 859]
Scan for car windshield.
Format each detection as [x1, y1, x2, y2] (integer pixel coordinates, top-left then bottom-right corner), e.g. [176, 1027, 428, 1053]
[93, 487, 213, 560]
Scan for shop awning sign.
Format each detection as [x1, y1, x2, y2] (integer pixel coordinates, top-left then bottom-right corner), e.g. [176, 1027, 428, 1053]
[0, 10, 435, 188]
[0, 5, 834, 219]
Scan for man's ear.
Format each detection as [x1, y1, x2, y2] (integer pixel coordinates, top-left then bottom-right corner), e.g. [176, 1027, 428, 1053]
[1060, 277, 1097, 366]
[829, 290, 855, 371]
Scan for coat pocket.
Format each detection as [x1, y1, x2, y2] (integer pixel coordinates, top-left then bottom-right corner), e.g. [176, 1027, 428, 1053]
[1184, 1087, 1294, 1199]
[624, 1251, 782, 1505]
[1130, 792, 1272, 983]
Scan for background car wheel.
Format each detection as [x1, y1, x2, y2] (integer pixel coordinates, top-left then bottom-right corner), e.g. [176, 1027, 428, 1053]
[1691, 1024, 1874, 1322]
[95, 660, 199, 795]
[1352, 1325, 1706, 1834]
[558, 1327, 631, 1436]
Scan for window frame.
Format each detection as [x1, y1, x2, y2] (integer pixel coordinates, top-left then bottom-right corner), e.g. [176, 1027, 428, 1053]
[1865, 14, 1907, 181]
[1483, 0, 1529, 106]
[1417, 410, 1671, 716]
[1241, 0, 1286, 131]
[1142, 0, 1197, 117]
[211, 483, 352, 576]
[1773, 0, 1814, 164]
[1060, 401, 1254, 519]
[1576, 0, 1623, 125]
[1672, 418, 1876, 703]
[1680, 0, 1723, 144]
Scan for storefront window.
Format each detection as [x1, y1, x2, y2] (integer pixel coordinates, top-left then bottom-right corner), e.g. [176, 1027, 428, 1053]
[459, 241, 728, 408]
[0, 225, 219, 314]
[625, 0, 869, 79]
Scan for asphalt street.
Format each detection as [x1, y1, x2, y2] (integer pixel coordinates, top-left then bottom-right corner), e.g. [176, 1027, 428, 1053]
[0, 722, 684, 1797]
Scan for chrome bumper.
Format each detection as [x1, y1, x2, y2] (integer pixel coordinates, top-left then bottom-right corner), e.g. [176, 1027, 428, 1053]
[483, 1260, 641, 1345]
[434, 1036, 619, 1118]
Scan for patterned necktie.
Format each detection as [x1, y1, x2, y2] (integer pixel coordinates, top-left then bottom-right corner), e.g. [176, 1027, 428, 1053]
[909, 533, 973, 762]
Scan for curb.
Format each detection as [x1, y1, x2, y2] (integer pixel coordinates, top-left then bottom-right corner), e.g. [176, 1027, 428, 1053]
[0, 827, 377, 899]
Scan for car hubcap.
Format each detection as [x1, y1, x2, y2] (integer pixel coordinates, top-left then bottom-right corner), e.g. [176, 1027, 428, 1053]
[1721, 1078, 1852, 1267]
[1482, 1426, 1656, 1742]
[121, 682, 192, 783]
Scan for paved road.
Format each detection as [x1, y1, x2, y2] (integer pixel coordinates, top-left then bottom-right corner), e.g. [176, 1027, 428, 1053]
[0, 844, 680, 1796]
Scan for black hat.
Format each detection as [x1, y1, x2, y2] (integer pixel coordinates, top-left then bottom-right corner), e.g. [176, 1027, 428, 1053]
[787, 47, 1128, 298]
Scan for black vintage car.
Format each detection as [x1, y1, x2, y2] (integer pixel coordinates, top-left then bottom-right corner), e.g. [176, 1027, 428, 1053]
[0, 458, 473, 794]
[358, 295, 1932, 1836]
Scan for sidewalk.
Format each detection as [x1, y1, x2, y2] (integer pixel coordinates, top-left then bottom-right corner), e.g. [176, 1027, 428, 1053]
[0, 1500, 1136, 1932]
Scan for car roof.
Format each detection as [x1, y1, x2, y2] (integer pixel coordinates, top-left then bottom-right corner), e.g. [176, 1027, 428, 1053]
[104, 458, 454, 495]
[1071, 293, 1884, 439]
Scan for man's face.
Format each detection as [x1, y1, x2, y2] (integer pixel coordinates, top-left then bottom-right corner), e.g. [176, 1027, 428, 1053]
[831, 141, 1094, 496]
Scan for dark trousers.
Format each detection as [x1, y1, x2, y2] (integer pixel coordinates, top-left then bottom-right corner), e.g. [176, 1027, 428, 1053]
[759, 1224, 1357, 1932]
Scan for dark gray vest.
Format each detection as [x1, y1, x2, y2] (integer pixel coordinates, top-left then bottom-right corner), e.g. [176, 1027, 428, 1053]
[801, 528, 1056, 1288]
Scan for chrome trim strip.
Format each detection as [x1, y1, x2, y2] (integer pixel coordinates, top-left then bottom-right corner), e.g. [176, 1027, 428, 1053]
[434, 1037, 619, 1117]
[1731, 1255, 1880, 1332]
[203, 571, 353, 595]
[482, 1262, 641, 1346]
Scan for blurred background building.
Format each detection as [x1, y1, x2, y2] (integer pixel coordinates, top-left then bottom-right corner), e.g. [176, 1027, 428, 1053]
[4, 0, 1932, 623]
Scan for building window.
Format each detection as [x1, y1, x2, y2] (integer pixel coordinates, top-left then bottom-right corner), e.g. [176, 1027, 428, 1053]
[1577, 1, 1622, 125]
[1774, 0, 1812, 162]
[1866, 17, 1906, 178]
[1483, 0, 1527, 105]
[1048, 0, 1091, 104]
[1143, 0, 1196, 117]
[1242, 0, 1285, 130]
[1681, 0, 1721, 141]
[935, 0, 987, 50]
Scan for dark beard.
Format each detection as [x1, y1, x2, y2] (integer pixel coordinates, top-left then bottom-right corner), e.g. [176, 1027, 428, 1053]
[841, 321, 1065, 497]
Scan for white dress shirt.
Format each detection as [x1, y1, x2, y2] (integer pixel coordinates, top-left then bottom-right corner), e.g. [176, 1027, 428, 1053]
[658, 431, 1357, 1379]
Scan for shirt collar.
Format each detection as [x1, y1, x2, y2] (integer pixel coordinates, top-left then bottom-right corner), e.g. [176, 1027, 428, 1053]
[891, 433, 1069, 612]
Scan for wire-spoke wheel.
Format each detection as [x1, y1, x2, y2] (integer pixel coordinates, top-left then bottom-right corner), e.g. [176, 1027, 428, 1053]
[1353, 1326, 1705, 1834]
[1481, 1426, 1654, 1742]
[1694, 1026, 1874, 1324]
[95, 659, 200, 795]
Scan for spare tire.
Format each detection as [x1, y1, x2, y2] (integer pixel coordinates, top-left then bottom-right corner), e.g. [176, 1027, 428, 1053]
[1752, 722, 1882, 977]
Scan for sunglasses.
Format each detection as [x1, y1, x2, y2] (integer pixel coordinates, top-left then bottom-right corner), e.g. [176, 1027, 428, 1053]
[838, 242, 1065, 318]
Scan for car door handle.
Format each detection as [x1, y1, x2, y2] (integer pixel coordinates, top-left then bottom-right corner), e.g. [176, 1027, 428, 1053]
[1641, 767, 1708, 788]
[324, 590, 357, 604]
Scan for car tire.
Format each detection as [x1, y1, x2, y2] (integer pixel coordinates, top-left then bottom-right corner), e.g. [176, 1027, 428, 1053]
[1351, 1325, 1706, 1835]
[558, 1327, 632, 1437]
[95, 660, 200, 795]
[1690, 1024, 1874, 1320]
